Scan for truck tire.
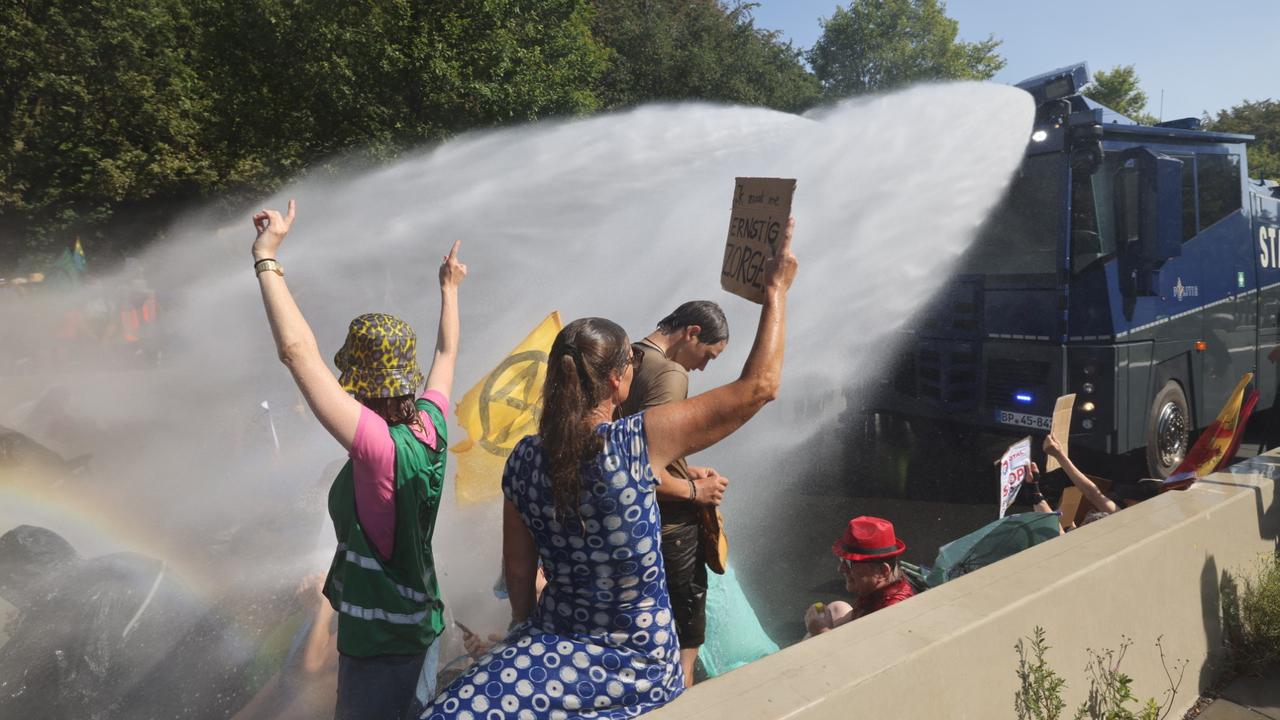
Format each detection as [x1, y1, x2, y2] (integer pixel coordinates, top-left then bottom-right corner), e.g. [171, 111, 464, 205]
[1146, 380, 1189, 478]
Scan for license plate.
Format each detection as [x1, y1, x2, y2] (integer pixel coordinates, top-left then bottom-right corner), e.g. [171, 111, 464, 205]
[996, 409, 1052, 430]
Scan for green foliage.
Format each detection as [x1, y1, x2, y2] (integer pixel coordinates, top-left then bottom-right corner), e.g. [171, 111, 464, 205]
[2, 0, 837, 265]
[1205, 100, 1280, 182]
[1014, 628, 1186, 720]
[1, 0, 610, 266]
[0, 0, 215, 261]
[590, 1, 820, 113]
[1016, 627, 1067, 720]
[1072, 639, 1159, 720]
[1083, 65, 1158, 125]
[1222, 550, 1280, 667]
[807, 0, 1005, 99]
[187, 0, 609, 197]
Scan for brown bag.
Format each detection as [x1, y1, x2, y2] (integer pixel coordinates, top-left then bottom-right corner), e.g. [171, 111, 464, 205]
[699, 506, 728, 575]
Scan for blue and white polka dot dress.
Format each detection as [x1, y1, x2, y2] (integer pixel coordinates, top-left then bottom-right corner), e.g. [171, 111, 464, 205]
[423, 414, 684, 719]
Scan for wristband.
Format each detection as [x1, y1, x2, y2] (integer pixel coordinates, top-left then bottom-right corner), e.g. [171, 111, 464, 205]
[687, 478, 697, 502]
[254, 258, 284, 277]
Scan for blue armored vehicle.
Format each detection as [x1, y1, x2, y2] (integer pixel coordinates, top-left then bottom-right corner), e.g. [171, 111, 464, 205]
[870, 63, 1280, 476]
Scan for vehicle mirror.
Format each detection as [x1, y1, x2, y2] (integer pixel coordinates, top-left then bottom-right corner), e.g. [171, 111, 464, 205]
[1114, 149, 1183, 296]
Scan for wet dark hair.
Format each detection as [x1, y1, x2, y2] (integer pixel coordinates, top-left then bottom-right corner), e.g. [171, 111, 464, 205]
[656, 300, 729, 345]
[361, 395, 426, 435]
[540, 318, 631, 518]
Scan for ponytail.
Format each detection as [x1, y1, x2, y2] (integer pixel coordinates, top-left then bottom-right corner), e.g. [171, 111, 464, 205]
[539, 318, 630, 519]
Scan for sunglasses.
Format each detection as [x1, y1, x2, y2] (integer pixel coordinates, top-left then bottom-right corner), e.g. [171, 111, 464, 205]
[629, 346, 643, 371]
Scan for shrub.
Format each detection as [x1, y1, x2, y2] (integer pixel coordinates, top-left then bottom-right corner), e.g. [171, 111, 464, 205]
[1228, 550, 1280, 668]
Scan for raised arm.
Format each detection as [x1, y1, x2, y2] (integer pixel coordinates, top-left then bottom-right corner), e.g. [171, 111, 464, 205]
[424, 240, 467, 399]
[252, 200, 363, 449]
[1044, 434, 1118, 515]
[645, 218, 799, 471]
[1024, 461, 1064, 535]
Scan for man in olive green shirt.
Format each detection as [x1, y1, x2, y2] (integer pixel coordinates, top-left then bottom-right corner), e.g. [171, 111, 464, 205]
[620, 300, 730, 686]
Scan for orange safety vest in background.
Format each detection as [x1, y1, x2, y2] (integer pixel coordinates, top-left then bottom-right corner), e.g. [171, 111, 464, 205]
[121, 293, 157, 343]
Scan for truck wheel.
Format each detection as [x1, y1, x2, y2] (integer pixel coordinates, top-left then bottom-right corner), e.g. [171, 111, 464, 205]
[1146, 381, 1189, 477]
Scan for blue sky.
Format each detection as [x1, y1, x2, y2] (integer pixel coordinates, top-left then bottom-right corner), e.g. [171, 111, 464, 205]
[750, 0, 1278, 120]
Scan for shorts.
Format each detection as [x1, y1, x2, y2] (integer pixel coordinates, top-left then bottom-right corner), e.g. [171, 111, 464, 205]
[660, 520, 707, 648]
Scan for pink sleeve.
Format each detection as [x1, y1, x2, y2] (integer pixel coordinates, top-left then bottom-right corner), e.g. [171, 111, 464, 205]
[350, 406, 397, 561]
[421, 388, 449, 418]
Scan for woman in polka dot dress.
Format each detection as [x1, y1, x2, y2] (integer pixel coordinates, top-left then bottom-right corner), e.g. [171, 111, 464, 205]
[423, 221, 798, 719]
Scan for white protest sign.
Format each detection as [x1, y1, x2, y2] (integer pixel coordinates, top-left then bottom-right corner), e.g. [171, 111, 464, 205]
[998, 436, 1032, 518]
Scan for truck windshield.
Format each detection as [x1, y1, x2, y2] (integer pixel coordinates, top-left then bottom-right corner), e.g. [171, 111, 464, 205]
[956, 154, 1064, 276]
[1071, 156, 1118, 274]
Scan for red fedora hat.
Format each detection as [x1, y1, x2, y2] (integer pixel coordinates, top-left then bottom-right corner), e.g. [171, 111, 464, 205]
[832, 516, 906, 562]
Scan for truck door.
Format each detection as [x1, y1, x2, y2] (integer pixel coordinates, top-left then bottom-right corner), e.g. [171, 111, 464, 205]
[1194, 150, 1254, 415]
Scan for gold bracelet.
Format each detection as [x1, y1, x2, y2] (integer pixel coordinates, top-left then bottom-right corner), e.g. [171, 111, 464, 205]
[254, 258, 284, 277]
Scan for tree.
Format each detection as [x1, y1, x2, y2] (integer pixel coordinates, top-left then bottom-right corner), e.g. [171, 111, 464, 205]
[1082, 65, 1157, 125]
[191, 0, 609, 194]
[1, 0, 610, 264]
[806, 0, 1004, 99]
[0, 0, 214, 266]
[591, 0, 820, 113]
[1205, 99, 1280, 182]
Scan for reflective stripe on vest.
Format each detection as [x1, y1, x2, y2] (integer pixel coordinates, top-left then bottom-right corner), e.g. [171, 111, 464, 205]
[338, 601, 430, 625]
[333, 545, 431, 603]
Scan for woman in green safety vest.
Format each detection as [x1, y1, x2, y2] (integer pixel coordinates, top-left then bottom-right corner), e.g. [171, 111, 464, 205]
[251, 200, 467, 720]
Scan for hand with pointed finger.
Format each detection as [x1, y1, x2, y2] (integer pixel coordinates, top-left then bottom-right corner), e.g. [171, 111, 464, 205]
[252, 199, 296, 261]
[439, 240, 467, 290]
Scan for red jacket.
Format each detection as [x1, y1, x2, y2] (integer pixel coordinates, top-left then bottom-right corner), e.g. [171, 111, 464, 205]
[855, 578, 915, 618]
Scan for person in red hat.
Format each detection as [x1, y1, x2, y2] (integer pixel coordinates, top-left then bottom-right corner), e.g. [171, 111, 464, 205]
[805, 516, 915, 636]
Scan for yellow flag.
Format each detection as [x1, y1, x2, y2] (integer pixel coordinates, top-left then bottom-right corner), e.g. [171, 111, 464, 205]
[452, 311, 562, 504]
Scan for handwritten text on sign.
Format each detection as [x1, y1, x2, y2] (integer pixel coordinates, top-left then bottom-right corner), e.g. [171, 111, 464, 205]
[721, 177, 795, 303]
[998, 436, 1032, 518]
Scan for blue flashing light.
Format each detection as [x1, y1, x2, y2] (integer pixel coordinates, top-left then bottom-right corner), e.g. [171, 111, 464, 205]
[1014, 392, 1034, 405]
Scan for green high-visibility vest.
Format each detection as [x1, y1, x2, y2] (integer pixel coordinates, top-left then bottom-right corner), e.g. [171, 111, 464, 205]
[323, 398, 447, 657]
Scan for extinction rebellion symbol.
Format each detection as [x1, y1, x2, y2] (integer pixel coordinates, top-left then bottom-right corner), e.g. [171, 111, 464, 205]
[477, 349, 548, 457]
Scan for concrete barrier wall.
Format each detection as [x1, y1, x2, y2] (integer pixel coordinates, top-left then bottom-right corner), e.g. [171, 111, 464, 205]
[652, 452, 1280, 719]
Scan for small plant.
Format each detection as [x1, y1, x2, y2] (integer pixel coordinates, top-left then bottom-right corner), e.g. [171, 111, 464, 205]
[1014, 629, 1186, 720]
[1016, 627, 1067, 720]
[1234, 550, 1280, 668]
[1072, 636, 1185, 720]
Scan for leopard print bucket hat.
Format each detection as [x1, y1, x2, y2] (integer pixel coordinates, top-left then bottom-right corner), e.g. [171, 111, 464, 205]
[334, 313, 425, 398]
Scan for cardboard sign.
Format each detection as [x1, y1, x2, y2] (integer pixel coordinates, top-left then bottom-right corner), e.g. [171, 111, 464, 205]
[998, 436, 1033, 518]
[1044, 394, 1077, 473]
[721, 177, 795, 303]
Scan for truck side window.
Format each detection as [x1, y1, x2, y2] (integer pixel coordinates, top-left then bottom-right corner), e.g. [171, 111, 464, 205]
[1197, 153, 1242, 231]
[1170, 153, 1197, 242]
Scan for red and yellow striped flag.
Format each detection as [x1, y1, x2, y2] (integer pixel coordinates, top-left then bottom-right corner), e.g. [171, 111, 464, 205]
[1168, 372, 1256, 488]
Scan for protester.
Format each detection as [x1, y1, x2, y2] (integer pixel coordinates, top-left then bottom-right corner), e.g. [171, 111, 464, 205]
[805, 516, 915, 636]
[422, 218, 798, 719]
[250, 201, 467, 719]
[618, 299, 731, 685]
[1023, 434, 1124, 531]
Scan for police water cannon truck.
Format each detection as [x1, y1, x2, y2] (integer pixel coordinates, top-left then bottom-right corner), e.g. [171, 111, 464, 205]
[868, 62, 1280, 477]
